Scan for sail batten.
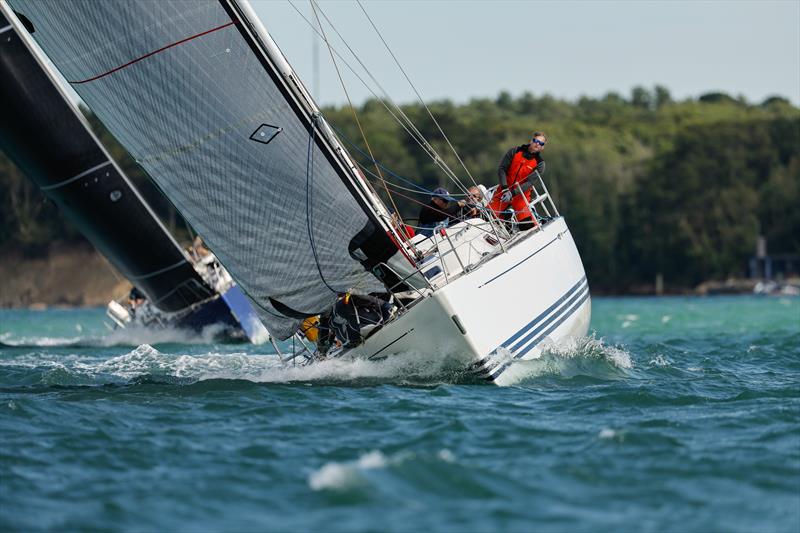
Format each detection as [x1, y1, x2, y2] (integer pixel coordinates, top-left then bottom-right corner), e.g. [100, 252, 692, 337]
[9, 0, 395, 338]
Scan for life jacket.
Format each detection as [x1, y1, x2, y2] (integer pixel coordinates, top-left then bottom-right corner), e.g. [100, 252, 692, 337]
[505, 150, 540, 190]
[301, 315, 320, 342]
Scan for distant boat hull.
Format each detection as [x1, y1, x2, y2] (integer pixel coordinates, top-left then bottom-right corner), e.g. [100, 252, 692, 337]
[107, 273, 269, 344]
[337, 217, 591, 386]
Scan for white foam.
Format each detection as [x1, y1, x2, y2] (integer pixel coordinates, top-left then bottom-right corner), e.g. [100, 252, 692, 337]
[649, 354, 672, 367]
[308, 450, 389, 491]
[0, 335, 85, 347]
[545, 334, 633, 370]
[438, 449, 455, 463]
[0, 341, 473, 386]
[599, 428, 624, 441]
[308, 462, 356, 491]
[0, 322, 231, 348]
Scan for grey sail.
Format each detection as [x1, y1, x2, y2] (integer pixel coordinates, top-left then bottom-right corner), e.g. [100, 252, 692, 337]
[8, 0, 397, 338]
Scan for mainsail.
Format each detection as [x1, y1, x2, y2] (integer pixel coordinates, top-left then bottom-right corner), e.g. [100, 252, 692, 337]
[7, 0, 403, 338]
[0, 8, 215, 312]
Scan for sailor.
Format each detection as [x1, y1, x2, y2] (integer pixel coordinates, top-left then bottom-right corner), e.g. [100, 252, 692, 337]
[191, 235, 211, 259]
[326, 293, 395, 350]
[488, 132, 547, 229]
[417, 187, 461, 237]
[128, 287, 146, 317]
[454, 185, 486, 221]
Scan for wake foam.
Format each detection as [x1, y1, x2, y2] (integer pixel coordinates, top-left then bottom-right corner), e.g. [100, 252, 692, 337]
[1, 343, 471, 387]
[493, 334, 634, 386]
[2, 334, 633, 388]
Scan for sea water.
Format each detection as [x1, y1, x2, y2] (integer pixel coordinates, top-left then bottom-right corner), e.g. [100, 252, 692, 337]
[1, 296, 798, 532]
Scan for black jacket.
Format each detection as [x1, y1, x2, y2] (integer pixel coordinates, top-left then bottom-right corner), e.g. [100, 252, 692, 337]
[418, 200, 460, 227]
[496, 145, 546, 190]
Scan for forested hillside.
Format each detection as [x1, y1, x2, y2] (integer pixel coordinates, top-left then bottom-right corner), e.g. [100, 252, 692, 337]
[1, 87, 798, 293]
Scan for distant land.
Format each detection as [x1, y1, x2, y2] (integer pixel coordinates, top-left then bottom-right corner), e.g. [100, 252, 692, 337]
[1, 87, 798, 302]
[0, 243, 129, 308]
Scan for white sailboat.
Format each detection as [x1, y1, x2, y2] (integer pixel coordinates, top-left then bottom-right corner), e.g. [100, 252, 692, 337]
[5, 0, 590, 385]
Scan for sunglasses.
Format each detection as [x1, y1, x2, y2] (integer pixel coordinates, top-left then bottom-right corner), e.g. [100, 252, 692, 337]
[531, 139, 546, 147]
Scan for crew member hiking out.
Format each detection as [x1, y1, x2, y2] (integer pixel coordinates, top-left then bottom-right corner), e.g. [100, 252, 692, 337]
[488, 132, 547, 230]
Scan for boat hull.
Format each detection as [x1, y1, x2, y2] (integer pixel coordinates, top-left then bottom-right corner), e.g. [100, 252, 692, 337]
[340, 217, 591, 385]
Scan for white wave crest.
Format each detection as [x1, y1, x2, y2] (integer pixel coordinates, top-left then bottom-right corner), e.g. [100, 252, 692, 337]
[598, 428, 625, 441]
[491, 334, 634, 386]
[308, 450, 389, 491]
[542, 334, 633, 369]
[2, 343, 469, 386]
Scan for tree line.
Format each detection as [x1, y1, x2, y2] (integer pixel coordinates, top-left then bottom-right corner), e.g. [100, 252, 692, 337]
[1, 87, 797, 293]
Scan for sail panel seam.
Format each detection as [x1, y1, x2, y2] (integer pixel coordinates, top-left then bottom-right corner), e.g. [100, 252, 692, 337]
[68, 21, 237, 84]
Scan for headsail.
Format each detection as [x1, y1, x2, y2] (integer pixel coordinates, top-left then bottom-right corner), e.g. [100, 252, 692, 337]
[7, 0, 402, 338]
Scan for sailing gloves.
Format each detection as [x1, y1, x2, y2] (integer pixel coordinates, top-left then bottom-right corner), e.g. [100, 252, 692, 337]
[501, 189, 513, 203]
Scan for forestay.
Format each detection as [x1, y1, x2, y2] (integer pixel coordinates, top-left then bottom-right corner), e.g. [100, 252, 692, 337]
[9, 0, 394, 338]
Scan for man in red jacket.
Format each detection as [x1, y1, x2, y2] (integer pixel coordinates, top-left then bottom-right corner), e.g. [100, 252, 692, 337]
[488, 132, 547, 229]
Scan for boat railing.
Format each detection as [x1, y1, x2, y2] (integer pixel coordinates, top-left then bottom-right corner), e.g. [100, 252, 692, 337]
[520, 170, 559, 222]
[378, 262, 434, 313]
[378, 221, 500, 309]
[379, 171, 562, 313]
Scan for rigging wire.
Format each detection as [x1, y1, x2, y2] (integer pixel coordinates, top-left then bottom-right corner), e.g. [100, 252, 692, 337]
[286, 1, 468, 196]
[309, 0, 404, 226]
[326, 118, 505, 236]
[306, 3, 468, 192]
[357, 167, 498, 236]
[296, 2, 510, 251]
[325, 120, 432, 195]
[356, 0, 478, 190]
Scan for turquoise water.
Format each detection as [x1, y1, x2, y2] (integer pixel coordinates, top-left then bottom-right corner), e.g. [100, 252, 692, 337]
[1, 296, 798, 532]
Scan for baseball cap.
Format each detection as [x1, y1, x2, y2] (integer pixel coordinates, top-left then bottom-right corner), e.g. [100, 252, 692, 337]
[432, 187, 450, 200]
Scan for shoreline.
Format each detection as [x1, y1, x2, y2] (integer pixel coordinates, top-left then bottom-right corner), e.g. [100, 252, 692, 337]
[1, 247, 796, 309]
[0, 244, 130, 309]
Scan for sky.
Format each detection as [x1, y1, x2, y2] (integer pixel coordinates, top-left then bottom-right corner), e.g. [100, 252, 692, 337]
[252, 0, 800, 107]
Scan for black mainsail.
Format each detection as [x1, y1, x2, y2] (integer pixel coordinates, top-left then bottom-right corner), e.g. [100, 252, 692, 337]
[6, 0, 408, 339]
[0, 8, 216, 313]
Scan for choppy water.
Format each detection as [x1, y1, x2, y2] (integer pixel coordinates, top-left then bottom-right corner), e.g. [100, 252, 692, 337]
[1, 296, 798, 532]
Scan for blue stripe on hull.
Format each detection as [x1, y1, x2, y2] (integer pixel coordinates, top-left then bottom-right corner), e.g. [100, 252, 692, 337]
[487, 290, 590, 381]
[469, 276, 590, 381]
[471, 276, 587, 371]
[499, 276, 586, 350]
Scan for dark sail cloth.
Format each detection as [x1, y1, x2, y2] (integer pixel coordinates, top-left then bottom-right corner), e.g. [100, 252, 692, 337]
[317, 294, 394, 353]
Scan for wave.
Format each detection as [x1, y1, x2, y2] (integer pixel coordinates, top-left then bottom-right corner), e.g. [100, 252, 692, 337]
[308, 448, 459, 493]
[490, 334, 635, 386]
[1, 334, 633, 388]
[0, 323, 236, 349]
[0, 343, 472, 388]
